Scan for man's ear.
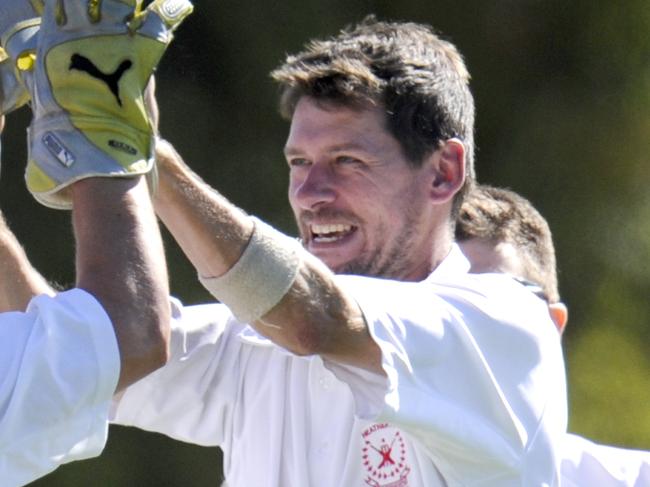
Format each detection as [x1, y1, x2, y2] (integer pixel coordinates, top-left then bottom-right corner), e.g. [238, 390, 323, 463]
[429, 138, 465, 203]
[548, 302, 568, 334]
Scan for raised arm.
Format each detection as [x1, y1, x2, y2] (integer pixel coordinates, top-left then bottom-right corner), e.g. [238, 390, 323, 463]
[1, 88, 52, 313]
[0, 211, 54, 312]
[72, 176, 170, 391]
[154, 140, 382, 374]
[0, 123, 169, 392]
[0, 0, 192, 391]
[0, 114, 54, 310]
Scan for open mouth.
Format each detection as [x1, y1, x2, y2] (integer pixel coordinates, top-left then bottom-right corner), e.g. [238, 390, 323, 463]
[310, 223, 356, 243]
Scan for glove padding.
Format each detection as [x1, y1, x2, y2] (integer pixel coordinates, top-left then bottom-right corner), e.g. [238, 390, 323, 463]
[26, 0, 193, 209]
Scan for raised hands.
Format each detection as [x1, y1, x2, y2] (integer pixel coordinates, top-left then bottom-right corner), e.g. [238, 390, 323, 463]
[0, 0, 193, 208]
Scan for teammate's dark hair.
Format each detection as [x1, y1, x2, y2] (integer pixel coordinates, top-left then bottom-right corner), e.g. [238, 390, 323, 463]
[455, 185, 560, 303]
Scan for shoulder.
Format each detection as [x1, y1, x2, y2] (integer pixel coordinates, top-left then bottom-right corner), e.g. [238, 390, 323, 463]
[444, 272, 543, 305]
[336, 272, 550, 325]
[335, 272, 561, 368]
[429, 272, 556, 335]
[428, 271, 537, 302]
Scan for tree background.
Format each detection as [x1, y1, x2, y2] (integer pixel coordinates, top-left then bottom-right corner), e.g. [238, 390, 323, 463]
[1, 1, 646, 485]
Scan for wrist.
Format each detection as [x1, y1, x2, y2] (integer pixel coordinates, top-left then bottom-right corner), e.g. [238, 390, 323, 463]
[153, 138, 196, 201]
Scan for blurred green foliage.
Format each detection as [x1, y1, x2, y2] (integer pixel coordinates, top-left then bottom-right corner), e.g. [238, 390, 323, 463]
[1, 0, 645, 485]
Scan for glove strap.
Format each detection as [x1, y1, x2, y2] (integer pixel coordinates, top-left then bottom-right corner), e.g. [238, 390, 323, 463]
[2, 18, 40, 59]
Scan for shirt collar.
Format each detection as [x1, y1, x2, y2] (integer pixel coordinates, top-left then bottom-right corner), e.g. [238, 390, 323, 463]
[425, 243, 471, 281]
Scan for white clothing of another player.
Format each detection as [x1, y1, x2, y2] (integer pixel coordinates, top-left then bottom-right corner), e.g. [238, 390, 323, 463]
[455, 184, 650, 487]
[113, 245, 567, 487]
[0, 291, 119, 487]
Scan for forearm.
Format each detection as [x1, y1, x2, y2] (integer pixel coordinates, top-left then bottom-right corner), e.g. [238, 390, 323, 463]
[0, 212, 54, 312]
[254, 257, 382, 373]
[72, 177, 170, 392]
[153, 139, 254, 278]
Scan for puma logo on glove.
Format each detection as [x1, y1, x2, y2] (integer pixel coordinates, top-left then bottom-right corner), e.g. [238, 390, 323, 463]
[69, 54, 132, 106]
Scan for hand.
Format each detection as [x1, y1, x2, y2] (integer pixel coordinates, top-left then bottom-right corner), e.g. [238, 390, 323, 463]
[25, 0, 193, 209]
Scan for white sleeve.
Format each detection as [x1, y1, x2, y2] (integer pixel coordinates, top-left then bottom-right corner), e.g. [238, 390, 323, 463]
[562, 434, 650, 487]
[111, 300, 241, 447]
[0, 289, 120, 487]
[326, 274, 567, 487]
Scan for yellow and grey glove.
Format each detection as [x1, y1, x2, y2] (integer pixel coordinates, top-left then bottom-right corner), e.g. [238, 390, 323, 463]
[0, 0, 40, 174]
[0, 0, 41, 114]
[26, 0, 193, 209]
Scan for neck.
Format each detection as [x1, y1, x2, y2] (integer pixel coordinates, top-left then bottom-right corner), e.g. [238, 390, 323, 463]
[399, 230, 454, 282]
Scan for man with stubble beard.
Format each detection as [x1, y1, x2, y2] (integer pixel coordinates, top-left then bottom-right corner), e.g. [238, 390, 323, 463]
[112, 17, 567, 486]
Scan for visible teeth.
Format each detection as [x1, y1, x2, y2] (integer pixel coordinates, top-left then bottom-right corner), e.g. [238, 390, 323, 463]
[311, 223, 352, 235]
[315, 235, 340, 243]
[310, 223, 353, 243]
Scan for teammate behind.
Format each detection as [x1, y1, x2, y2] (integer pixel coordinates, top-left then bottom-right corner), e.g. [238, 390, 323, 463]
[455, 183, 568, 332]
[455, 183, 650, 487]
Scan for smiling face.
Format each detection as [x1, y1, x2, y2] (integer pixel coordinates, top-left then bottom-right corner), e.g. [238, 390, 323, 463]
[285, 97, 442, 281]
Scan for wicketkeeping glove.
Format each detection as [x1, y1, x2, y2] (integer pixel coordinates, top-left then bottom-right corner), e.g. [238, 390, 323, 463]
[26, 0, 193, 209]
[0, 0, 41, 114]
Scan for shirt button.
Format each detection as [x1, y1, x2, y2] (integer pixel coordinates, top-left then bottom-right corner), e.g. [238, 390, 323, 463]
[319, 376, 332, 390]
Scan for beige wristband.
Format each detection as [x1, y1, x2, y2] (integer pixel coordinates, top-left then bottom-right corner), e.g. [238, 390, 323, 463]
[198, 217, 302, 323]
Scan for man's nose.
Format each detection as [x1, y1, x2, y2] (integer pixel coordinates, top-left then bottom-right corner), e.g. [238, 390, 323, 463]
[292, 162, 337, 210]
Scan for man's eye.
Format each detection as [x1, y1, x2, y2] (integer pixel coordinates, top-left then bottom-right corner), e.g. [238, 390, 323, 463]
[288, 158, 310, 167]
[336, 156, 362, 165]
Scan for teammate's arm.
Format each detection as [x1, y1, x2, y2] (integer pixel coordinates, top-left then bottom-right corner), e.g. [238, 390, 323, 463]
[0, 116, 54, 312]
[0, 0, 187, 390]
[72, 176, 170, 391]
[0, 211, 54, 312]
[0, 116, 169, 391]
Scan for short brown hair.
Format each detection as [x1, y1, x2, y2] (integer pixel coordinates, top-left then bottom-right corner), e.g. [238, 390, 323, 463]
[271, 16, 476, 213]
[455, 185, 560, 303]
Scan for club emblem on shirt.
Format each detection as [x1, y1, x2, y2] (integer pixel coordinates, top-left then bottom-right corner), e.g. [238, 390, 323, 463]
[362, 423, 411, 487]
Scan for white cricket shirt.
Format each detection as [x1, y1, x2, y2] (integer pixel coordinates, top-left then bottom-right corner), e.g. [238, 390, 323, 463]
[112, 245, 567, 486]
[0, 289, 120, 487]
